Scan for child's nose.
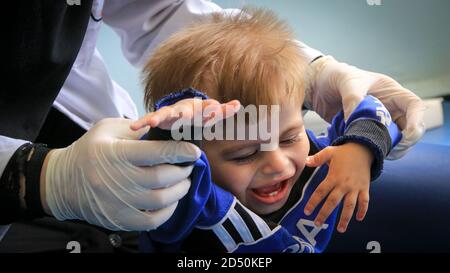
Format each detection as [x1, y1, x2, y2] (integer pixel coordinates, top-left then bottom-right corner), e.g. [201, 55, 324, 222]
[260, 149, 290, 176]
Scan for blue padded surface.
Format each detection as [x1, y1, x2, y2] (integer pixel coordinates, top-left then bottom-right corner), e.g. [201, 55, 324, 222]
[421, 101, 450, 146]
[327, 142, 450, 253]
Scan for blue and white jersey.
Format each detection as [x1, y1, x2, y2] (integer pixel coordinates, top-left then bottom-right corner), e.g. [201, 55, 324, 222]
[140, 88, 401, 253]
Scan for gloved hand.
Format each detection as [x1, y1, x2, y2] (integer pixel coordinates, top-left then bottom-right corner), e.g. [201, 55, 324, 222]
[305, 56, 426, 159]
[43, 118, 201, 231]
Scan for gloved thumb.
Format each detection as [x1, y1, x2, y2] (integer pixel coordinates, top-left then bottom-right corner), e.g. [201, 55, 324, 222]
[338, 69, 376, 121]
[91, 118, 150, 140]
[387, 124, 425, 160]
[387, 100, 426, 160]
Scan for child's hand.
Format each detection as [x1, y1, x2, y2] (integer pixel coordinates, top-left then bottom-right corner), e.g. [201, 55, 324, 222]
[303, 143, 373, 233]
[130, 98, 241, 131]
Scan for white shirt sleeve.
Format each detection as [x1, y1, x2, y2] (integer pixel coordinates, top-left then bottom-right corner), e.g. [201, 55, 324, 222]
[56, 0, 324, 128]
[102, 0, 323, 68]
[103, 0, 322, 67]
[103, 0, 227, 68]
[295, 40, 324, 63]
[54, 0, 138, 129]
[0, 136, 28, 178]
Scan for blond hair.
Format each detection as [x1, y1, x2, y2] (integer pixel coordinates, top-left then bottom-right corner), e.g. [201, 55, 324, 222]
[143, 8, 308, 111]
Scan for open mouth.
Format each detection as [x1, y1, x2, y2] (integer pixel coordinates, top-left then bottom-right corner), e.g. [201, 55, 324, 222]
[250, 178, 291, 204]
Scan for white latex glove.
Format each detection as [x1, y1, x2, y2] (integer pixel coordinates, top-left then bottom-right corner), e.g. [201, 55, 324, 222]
[306, 56, 426, 159]
[44, 118, 201, 231]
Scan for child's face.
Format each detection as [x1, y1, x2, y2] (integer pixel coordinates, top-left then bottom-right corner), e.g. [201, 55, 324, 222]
[203, 100, 310, 215]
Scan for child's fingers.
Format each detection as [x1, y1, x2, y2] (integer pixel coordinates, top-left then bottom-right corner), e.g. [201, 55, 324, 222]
[132, 99, 214, 130]
[130, 99, 241, 131]
[222, 100, 241, 118]
[356, 190, 370, 221]
[306, 147, 334, 167]
[313, 189, 345, 227]
[130, 110, 172, 131]
[130, 112, 163, 130]
[304, 179, 334, 216]
[149, 106, 182, 129]
[202, 100, 241, 125]
[182, 99, 237, 122]
[337, 192, 358, 233]
[130, 118, 149, 131]
[196, 99, 219, 119]
[200, 100, 222, 123]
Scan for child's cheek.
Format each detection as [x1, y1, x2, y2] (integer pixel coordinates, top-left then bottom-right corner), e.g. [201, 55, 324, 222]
[295, 137, 310, 171]
[209, 162, 250, 195]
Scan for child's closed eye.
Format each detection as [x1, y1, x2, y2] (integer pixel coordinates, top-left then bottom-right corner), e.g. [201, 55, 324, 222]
[229, 134, 301, 163]
[231, 149, 259, 164]
[280, 134, 302, 146]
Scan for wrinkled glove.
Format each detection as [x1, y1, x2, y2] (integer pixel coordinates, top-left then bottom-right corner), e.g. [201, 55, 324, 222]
[44, 118, 200, 231]
[305, 56, 425, 159]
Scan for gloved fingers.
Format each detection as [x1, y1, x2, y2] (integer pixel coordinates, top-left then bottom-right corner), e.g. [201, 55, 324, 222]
[341, 92, 365, 121]
[306, 56, 343, 122]
[95, 118, 149, 140]
[387, 98, 425, 160]
[394, 115, 407, 132]
[404, 98, 426, 134]
[132, 164, 194, 189]
[142, 202, 179, 231]
[126, 124, 151, 140]
[387, 145, 412, 160]
[390, 91, 425, 130]
[116, 139, 201, 166]
[309, 56, 375, 122]
[387, 127, 424, 160]
[338, 70, 375, 120]
[130, 179, 191, 210]
[115, 202, 179, 231]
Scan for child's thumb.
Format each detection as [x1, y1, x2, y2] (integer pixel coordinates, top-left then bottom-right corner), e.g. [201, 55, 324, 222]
[306, 147, 333, 167]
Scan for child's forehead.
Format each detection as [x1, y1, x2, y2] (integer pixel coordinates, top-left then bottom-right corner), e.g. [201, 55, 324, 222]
[205, 106, 304, 143]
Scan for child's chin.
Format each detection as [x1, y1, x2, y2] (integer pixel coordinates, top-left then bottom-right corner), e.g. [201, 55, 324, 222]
[249, 199, 288, 215]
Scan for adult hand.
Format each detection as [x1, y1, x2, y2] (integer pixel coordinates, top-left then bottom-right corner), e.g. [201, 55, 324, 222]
[306, 56, 425, 159]
[42, 118, 201, 231]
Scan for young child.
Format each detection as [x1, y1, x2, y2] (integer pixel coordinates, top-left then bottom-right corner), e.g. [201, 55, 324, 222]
[132, 9, 401, 252]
